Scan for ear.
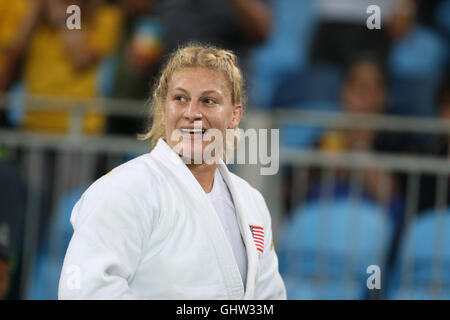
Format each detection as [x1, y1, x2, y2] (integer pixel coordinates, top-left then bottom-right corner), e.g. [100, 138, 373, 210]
[228, 104, 243, 129]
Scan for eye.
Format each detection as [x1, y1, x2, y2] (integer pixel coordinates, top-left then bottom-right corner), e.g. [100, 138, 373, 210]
[203, 98, 216, 105]
[174, 95, 186, 102]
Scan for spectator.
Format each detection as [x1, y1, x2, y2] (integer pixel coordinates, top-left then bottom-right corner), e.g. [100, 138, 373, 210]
[387, 0, 448, 116]
[153, 0, 272, 84]
[107, 0, 273, 135]
[109, 0, 162, 100]
[313, 56, 406, 234]
[0, 0, 33, 127]
[106, 0, 164, 135]
[319, 55, 388, 152]
[279, 55, 395, 215]
[0, 1, 30, 294]
[387, 0, 447, 80]
[19, 0, 122, 135]
[3, 2, 122, 282]
[0, 0, 33, 92]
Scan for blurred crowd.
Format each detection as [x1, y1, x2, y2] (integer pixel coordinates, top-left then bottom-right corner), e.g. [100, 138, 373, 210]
[0, 0, 448, 133]
[0, 0, 272, 135]
[0, 0, 449, 299]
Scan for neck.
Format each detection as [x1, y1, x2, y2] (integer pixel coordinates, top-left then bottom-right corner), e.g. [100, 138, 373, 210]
[187, 163, 217, 193]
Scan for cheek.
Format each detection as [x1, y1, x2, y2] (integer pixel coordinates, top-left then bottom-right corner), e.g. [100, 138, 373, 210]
[162, 103, 179, 126]
[220, 112, 234, 131]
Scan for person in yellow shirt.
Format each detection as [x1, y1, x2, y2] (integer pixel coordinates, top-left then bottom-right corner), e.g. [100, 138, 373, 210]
[0, 0, 30, 90]
[21, 0, 122, 135]
[0, 0, 32, 127]
[319, 57, 388, 153]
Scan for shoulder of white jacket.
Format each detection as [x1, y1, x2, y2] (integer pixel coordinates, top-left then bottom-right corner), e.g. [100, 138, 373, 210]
[71, 153, 162, 227]
[80, 153, 164, 200]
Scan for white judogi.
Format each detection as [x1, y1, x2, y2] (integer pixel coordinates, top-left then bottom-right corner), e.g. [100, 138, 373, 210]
[58, 138, 286, 300]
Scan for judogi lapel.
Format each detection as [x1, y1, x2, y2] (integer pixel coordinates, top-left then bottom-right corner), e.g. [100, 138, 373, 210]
[151, 139, 257, 299]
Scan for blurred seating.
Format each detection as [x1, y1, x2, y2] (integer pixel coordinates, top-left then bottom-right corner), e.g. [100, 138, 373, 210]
[389, 25, 448, 80]
[250, 0, 317, 109]
[388, 75, 441, 117]
[387, 2, 448, 117]
[280, 101, 339, 149]
[309, 0, 391, 69]
[435, 0, 450, 39]
[26, 187, 83, 300]
[385, 208, 450, 299]
[279, 198, 392, 299]
[273, 54, 344, 150]
[274, 64, 343, 107]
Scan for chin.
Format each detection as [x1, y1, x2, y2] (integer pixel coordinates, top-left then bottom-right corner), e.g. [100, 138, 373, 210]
[172, 139, 203, 164]
[175, 140, 222, 165]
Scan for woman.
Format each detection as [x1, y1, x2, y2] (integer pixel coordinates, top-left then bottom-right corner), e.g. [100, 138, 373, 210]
[58, 44, 286, 299]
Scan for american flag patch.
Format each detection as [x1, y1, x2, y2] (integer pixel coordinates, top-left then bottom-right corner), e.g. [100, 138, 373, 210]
[249, 225, 264, 253]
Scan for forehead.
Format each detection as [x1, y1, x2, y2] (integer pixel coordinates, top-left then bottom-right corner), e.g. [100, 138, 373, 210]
[168, 67, 231, 96]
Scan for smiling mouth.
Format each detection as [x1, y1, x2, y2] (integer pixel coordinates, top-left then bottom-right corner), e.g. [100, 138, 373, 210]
[179, 128, 207, 134]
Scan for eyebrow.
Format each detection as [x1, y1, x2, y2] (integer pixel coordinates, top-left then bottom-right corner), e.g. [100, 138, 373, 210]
[201, 90, 222, 96]
[172, 87, 223, 96]
[171, 87, 189, 94]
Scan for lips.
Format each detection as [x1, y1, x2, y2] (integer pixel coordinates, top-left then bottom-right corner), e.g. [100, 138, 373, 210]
[179, 128, 206, 134]
[177, 127, 207, 141]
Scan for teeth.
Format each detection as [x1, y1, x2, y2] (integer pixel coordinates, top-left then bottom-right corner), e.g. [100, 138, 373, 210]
[180, 128, 204, 133]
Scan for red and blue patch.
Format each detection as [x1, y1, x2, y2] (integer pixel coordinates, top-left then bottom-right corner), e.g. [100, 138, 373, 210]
[249, 225, 264, 253]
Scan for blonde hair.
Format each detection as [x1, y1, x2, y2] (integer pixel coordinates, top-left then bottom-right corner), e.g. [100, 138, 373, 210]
[139, 43, 246, 150]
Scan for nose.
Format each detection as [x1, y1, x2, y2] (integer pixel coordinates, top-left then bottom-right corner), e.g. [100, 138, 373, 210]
[184, 99, 202, 121]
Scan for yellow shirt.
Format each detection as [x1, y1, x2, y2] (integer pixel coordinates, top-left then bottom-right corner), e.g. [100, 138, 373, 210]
[0, 0, 28, 73]
[23, 5, 122, 135]
[319, 131, 347, 154]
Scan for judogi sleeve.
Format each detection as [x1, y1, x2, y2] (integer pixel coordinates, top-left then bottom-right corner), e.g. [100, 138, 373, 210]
[58, 175, 155, 299]
[252, 190, 287, 300]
